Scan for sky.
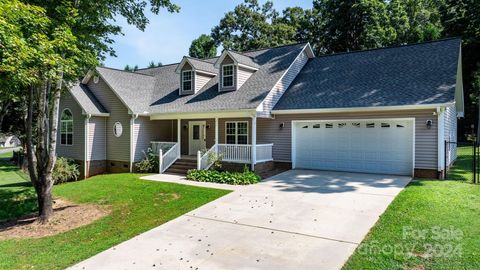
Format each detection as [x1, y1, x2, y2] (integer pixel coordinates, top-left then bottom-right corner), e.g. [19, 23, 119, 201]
[103, 0, 312, 69]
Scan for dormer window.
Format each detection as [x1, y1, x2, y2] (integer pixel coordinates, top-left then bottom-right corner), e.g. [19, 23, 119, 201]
[182, 70, 192, 92]
[222, 65, 234, 88]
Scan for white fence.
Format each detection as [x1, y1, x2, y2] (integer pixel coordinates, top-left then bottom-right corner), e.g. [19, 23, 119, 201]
[157, 142, 180, 173]
[256, 143, 274, 163]
[151, 141, 176, 155]
[197, 144, 218, 170]
[217, 144, 252, 163]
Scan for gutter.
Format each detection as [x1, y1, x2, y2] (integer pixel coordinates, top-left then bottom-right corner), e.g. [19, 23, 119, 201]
[271, 103, 454, 115]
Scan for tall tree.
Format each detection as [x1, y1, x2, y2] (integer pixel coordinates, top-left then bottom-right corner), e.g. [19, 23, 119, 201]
[311, 0, 395, 53]
[1, 0, 180, 223]
[211, 0, 297, 51]
[440, 0, 480, 139]
[189, 34, 217, 58]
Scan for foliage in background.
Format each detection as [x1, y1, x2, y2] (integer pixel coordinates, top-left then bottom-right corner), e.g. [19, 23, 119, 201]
[198, 0, 479, 137]
[189, 34, 217, 59]
[187, 167, 261, 185]
[136, 147, 159, 173]
[52, 157, 79, 184]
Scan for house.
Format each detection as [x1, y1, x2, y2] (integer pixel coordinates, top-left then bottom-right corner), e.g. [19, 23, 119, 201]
[0, 135, 21, 148]
[56, 38, 464, 179]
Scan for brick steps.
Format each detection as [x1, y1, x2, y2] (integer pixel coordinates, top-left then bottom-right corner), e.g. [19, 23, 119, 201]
[165, 159, 197, 175]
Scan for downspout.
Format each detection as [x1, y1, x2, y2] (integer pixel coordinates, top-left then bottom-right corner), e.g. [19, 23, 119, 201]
[84, 114, 91, 179]
[130, 114, 139, 173]
[437, 107, 445, 178]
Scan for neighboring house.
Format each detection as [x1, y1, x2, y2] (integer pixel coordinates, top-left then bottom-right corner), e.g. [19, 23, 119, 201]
[0, 135, 21, 148]
[57, 38, 464, 179]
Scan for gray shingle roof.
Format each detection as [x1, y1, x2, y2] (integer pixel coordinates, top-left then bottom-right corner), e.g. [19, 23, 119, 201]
[274, 38, 461, 111]
[97, 67, 156, 113]
[70, 83, 108, 115]
[185, 57, 218, 74]
[147, 43, 307, 113]
[228, 51, 260, 69]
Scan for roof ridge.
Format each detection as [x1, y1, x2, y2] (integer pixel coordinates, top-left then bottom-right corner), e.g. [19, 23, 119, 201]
[315, 37, 461, 59]
[236, 42, 308, 54]
[185, 56, 218, 65]
[97, 66, 155, 77]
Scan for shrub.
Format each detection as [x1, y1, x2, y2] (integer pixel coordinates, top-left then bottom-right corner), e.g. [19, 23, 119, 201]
[53, 157, 80, 184]
[186, 166, 261, 185]
[136, 148, 159, 173]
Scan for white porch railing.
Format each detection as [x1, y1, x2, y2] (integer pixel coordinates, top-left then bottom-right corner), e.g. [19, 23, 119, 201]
[158, 142, 180, 173]
[256, 143, 274, 163]
[151, 141, 176, 155]
[197, 144, 218, 170]
[218, 144, 252, 163]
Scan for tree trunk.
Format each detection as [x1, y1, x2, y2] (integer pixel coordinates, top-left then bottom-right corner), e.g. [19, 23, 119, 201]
[0, 100, 11, 131]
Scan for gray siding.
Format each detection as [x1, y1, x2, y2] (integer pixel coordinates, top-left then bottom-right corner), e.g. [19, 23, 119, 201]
[444, 104, 457, 165]
[195, 72, 213, 93]
[87, 116, 106, 161]
[133, 117, 174, 161]
[237, 66, 254, 89]
[87, 77, 131, 162]
[258, 50, 308, 117]
[258, 109, 438, 169]
[57, 91, 85, 160]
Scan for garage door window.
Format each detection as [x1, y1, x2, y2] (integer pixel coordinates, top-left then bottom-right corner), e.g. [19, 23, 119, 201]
[226, 121, 248, 144]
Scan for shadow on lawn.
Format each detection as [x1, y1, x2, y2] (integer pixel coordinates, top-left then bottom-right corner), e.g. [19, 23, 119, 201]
[0, 178, 37, 221]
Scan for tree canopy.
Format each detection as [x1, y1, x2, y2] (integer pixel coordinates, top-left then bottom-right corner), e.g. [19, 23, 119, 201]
[189, 34, 217, 59]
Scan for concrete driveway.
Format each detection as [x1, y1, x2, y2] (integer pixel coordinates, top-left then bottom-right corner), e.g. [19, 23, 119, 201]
[70, 170, 411, 270]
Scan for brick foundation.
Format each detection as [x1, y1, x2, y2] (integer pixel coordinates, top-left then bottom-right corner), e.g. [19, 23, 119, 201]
[107, 160, 131, 173]
[219, 161, 292, 179]
[86, 160, 107, 178]
[414, 168, 440, 179]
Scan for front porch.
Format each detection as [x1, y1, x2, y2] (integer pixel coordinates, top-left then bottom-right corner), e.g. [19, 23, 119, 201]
[148, 117, 273, 174]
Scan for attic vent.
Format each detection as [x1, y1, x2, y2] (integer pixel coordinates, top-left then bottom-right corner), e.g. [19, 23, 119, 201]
[93, 76, 99, 83]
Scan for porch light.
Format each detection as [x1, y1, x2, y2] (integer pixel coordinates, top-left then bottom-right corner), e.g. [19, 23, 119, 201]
[206, 124, 210, 129]
[183, 124, 188, 129]
[279, 122, 285, 129]
[426, 120, 433, 129]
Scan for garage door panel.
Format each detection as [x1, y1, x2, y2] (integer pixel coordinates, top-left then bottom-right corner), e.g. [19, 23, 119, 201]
[294, 119, 414, 176]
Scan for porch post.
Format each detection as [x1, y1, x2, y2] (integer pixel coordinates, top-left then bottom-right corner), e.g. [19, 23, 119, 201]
[215, 117, 219, 144]
[177, 119, 181, 155]
[251, 116, 257, 171]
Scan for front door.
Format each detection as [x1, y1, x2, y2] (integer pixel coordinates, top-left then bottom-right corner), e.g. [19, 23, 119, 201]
[189, 121, 206, 155]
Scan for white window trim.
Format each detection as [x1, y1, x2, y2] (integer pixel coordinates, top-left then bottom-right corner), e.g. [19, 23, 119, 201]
[221, 64, 235, 88]
[181, 70, 193, 92]
[60, 108, 74, 146]
[225, 121, 248, 144]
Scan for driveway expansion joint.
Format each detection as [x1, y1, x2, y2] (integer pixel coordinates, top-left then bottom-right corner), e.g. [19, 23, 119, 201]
[185, 214, 360, 246]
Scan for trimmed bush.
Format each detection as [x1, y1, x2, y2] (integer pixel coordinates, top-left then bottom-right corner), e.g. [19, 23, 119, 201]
[186, 167, 261, 185]
[53, 157, 80, 184]
[136, 148, 159, 173]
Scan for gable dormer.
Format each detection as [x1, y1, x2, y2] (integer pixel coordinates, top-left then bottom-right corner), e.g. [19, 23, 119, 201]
[214, 50, 259, 92]
[175, 57, 217, 95]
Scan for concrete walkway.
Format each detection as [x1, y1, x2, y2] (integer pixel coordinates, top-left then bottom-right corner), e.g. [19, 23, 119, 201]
[70, 170, 411, 270]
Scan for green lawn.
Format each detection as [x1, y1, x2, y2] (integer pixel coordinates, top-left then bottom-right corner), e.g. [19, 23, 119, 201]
[343, 146, 480, 270]
[0, 150, 13, 159]
[0, 161, 230, 270]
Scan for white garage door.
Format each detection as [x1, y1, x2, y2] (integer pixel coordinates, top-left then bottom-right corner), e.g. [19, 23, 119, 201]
[293, 119, 414, 176]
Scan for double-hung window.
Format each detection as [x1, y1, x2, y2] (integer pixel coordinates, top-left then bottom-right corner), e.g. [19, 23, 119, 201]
[225, 121, 248, 144]
[60, 109, 73, 145]
[182, 70, 192, 92]
[222, 65, 234, 88]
